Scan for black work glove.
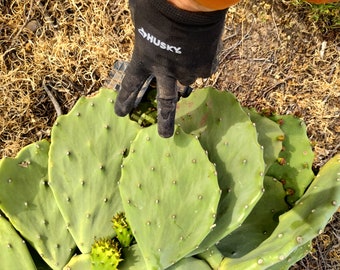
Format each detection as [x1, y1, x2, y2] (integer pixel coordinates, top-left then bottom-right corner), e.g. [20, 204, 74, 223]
[115, 0, 227, 138]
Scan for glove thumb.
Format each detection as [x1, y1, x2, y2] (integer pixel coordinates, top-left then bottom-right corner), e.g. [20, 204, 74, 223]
[114, 59, 149, 117]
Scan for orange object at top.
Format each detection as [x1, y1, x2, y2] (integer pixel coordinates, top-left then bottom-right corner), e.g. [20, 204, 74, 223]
[170, 0, 339, 12]
[305, 0, 339, 3]
[194, 0, 240, 9]
[194, 0, 339, 9]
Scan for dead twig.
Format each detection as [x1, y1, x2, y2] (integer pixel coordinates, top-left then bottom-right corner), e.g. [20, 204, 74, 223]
[9, 0, 35, 47]
[219, 16, 255, 63]
[42, 79, 62, 117]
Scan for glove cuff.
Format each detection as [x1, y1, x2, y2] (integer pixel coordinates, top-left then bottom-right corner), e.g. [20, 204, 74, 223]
[151, 0, 227, 26]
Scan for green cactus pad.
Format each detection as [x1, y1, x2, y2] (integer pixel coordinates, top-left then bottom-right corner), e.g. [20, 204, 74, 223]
[91, 238, 123, 270]
[0, 215, 36, 270]
[119, 125, 220, 269]
[63, 254, 91, 270]
[245, 109, 284, 173]
[0, 140, 75, 269]
[219, 154, 340, 269]
[197, 245, 224, 269]
[119, 244, 147, 270]
[267, 115, 315, 205]
[49, 88, 140, 253]
[167, 257, 212, 270]
[268, 241, 311, 270]
[176, 88, 265, 252]
[217, 176, 289, 258]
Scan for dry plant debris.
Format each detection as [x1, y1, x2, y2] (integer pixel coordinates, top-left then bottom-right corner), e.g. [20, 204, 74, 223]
[0, 0, 339, 269]
[0, 0, 133, 157]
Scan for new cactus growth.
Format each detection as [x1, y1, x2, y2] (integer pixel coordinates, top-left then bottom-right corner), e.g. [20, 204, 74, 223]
[130, 81, 158, 127]
[112, 212, 134, 248]
[91, 238, 123, 269]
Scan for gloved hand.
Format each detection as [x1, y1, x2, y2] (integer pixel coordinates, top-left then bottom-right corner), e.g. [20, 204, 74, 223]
[114, 0, 227, 138]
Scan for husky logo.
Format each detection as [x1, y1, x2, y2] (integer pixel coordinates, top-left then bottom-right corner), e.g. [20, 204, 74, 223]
[138, 27, 182, 55]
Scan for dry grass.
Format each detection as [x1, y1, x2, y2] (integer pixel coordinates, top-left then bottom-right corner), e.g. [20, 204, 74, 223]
[0, 0, 339, 269]
[0, 0, 133, 157]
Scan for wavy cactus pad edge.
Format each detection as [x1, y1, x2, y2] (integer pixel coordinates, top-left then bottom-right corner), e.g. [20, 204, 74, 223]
[266, 115, 315, 205]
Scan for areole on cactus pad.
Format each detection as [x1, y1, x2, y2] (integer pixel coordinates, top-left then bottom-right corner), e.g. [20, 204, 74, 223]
[0, 87, 339, 270]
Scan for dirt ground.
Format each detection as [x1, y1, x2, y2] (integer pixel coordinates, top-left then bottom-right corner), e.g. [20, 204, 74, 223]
[0, 0, 339, 269]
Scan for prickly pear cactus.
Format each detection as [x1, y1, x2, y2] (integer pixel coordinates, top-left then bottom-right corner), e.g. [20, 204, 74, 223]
[267, 241, 311, 270]
[119, 244, 147, 270]
[0, 140, 76, 269]
[91, 238, 123, 270]
[49, 89, 140, 253]
[0, 215, 36, 270]
[217, 176, 289, 257]
[176, 88, 265, 252]
[219, 154, 340, 269]
[1, 84, 339, 270]
[168, 257, 212, 270]
[112, 212, 134, 248]
[266, 115, 315, 205]
[119, 124, 221, 269]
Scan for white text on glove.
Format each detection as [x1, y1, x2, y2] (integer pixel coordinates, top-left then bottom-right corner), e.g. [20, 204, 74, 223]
[138, 27, 182, 55]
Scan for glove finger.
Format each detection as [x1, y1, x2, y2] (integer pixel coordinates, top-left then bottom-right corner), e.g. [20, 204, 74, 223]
[177, 76, 197, 86]
[176, 81, 193, 99]
[156, 74, 178, 100]
[114, 59, 150, 117]
[155, 75, 178, 138]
